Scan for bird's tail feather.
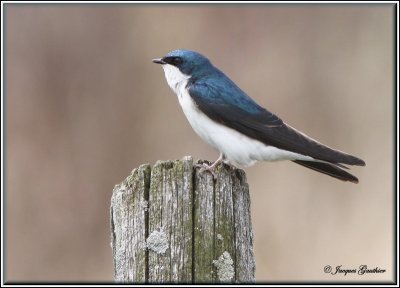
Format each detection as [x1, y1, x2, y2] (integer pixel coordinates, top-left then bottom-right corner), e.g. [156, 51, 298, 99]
[292, 160, 359, 183]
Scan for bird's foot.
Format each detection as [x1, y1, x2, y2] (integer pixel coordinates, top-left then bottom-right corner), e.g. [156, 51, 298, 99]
[195, 153, 225, 178]
[195, 162, 219, 178]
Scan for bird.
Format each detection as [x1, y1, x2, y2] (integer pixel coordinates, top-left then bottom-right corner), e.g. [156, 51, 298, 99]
[152, 49, 365, 183]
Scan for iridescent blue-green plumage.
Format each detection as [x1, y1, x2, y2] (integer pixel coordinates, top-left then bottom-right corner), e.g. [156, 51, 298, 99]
[154, 49, 365, 183]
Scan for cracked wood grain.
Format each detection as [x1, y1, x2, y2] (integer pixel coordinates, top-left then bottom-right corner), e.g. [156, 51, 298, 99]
[110, 156, 255, 283]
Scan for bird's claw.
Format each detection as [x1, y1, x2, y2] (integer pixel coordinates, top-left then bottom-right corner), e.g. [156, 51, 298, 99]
[195, 162, 218, 178]
[195, 154, 225, 179]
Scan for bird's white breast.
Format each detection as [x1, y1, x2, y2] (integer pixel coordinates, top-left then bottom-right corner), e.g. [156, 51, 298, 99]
[161, 64, 313, 166]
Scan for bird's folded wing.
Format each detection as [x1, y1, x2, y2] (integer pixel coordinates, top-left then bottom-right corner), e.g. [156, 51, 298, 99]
[189, 82, 365, 166]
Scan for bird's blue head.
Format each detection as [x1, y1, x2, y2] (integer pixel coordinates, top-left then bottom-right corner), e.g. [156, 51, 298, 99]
[153, 49, 213, 77]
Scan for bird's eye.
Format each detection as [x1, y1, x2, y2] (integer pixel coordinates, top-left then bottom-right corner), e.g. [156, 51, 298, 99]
[163, 56, 183, 66]
[171, 57, 182, 65]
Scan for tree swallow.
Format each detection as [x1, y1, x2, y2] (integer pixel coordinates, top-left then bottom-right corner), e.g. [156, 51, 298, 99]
[153, 49, 365, 183]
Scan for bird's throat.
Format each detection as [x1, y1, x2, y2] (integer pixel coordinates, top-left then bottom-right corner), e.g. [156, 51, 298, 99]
[162, 64, 190, 94]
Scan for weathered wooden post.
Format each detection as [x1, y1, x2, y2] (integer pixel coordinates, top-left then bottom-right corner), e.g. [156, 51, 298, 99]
[110, 156, 255, 283]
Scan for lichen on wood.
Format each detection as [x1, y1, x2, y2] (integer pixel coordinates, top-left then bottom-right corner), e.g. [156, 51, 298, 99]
[110, 156, 255, 283]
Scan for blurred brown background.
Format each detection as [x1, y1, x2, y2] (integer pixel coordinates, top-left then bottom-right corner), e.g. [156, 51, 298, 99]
[4, 4, 394, 282]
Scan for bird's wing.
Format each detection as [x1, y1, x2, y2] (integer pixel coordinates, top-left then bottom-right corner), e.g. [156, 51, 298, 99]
[188, 80, 365, 166]
[292, 160, 359, 183]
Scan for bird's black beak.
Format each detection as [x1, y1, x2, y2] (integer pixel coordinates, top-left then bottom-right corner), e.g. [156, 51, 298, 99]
[152, 58, 166, 64]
